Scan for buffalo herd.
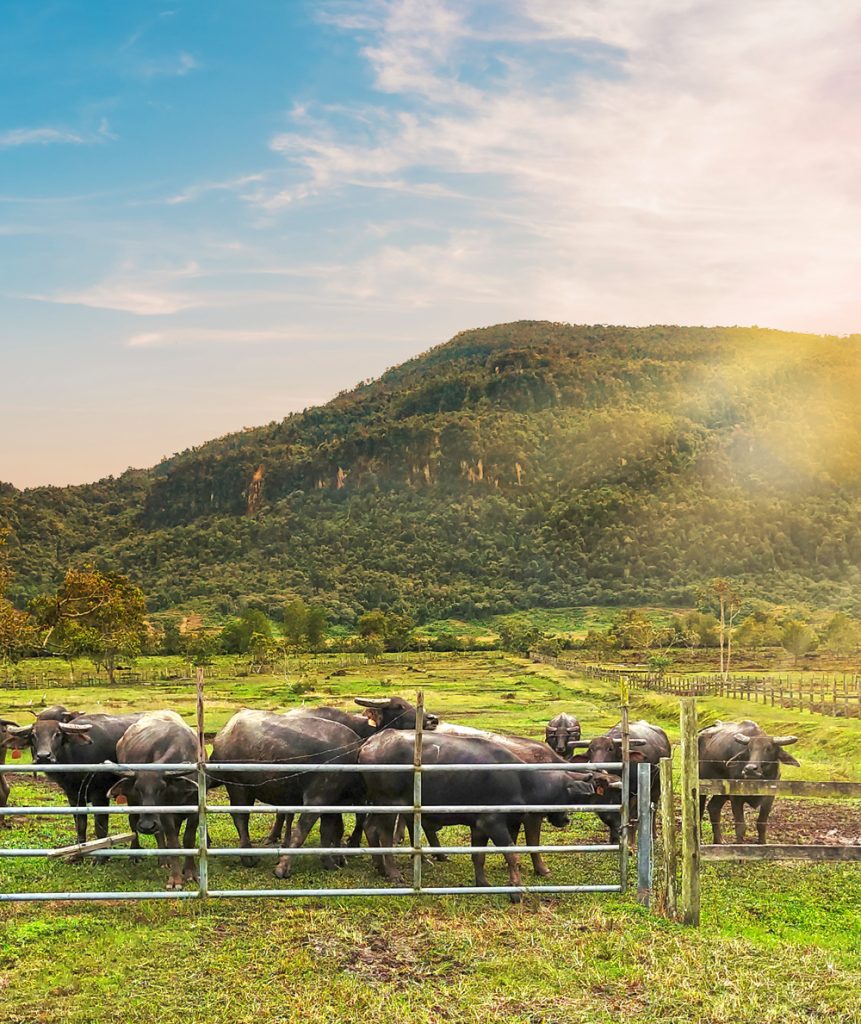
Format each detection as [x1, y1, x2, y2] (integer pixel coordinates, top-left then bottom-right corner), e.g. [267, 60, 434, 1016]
[0, 698, 799, 890]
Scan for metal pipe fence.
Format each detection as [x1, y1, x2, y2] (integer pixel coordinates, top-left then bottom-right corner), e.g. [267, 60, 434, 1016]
[1, 687, 652, 903]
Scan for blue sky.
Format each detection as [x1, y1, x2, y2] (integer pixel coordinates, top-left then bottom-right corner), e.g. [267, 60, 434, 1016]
[2, 1, 860, 488]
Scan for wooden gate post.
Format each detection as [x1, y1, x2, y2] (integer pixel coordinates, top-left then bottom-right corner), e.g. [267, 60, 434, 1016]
[679, 698, 700, 925]
[658, 756, 677, 918]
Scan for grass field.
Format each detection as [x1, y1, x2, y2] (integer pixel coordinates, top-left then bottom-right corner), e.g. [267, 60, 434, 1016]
[1, 653, 860, 1023]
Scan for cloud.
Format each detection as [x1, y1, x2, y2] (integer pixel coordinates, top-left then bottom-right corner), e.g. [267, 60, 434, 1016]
[136, 51, 199, 78]
[126, 327, 313, 348]
[165, 173, 266, 205]
[32, 262, 203, 316]
[0, 127, 87, 148]
[249, 0, 861, 332]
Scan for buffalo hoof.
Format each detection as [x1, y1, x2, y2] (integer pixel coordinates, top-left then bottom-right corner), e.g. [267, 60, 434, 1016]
[273, 861, 292, 879]
[183, 870, 198, 884]
[240, 856, 260, 868]
[432, 853, 449, 863]
[535, 866, 551, 878]
[165, 877, 184, 891]
[387, 872, 406, 886]
[509, 892, 522, 904]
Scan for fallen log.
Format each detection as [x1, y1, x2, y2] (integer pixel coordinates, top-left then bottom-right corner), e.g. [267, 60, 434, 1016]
[46, 831, 136, 860]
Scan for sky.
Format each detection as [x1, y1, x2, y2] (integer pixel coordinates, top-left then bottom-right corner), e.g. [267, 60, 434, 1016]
[2, 0, 860, 489]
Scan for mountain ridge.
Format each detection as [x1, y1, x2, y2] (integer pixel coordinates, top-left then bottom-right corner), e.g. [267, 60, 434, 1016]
[3, 321, 860, 620]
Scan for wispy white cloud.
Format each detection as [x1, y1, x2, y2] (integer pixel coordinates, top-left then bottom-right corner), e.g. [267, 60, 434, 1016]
[126, 327, 314, 348]
[0, 127, 87, 148]
[31, 262, 203, 316]
[136, 51, 199, 78]
[165, 173, 266, 205]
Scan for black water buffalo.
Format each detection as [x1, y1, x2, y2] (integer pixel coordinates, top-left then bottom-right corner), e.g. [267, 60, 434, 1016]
[209, 709, 365, 876]
[359, 730, 603, 899]
[434, 722, 595, 876]
[261, 697, 440, 848]
[0, 717, 20, 821]
[571, 720, 670, 842]
[107, 711, 200, 890]
[3, 710, 143, 845]
[545, 713, 582, 757]
[698, 719, 799, 844]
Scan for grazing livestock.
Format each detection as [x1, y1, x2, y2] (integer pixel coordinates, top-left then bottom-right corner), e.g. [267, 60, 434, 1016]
[107, 711, 200, 890]
[359, 730, 603, 899]
[434, 722, 584, 876]
[572, 720, 670, 842]
[698, 719, 799, 844]
[209, 710, 365, 876]
[545, 713, 582, 757]
[0, 717, 21, 822]
[262, 697, 440, 848]
[3, 710, 143, 845]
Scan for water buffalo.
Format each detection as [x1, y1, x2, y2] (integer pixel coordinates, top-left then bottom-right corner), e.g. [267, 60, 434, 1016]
[107, 711, 200, 890]
[571, 720, 670, 842]
[698, 719, 799, 844]
[262, 697, 440, 848]
[359, 730, 604, 899]
[3, 710, 144, 846]
[0, 717, 20, 822]
[434, 722, 587, 876]
[209, 709, 365, 876]
[545, 713, 582, 757]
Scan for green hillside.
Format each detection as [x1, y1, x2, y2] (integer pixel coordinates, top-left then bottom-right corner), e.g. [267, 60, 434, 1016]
[2, 322, 861, 621]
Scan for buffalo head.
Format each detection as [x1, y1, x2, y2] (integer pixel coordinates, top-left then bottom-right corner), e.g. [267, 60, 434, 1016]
[354, 696, 438, 731]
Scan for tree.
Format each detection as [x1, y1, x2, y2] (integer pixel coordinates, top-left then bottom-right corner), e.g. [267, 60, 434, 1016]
[32, 567, 147, 684]
[305, 605, 327, 651]
[704, 579, 743, 679]
[0, 530, 37, 666]
[781, 620, 818, 666]
[357, 610, 387, 638]
[823, 612, 860, 657]
[221, 609, 272, 654]
[284, 598, 310, 648]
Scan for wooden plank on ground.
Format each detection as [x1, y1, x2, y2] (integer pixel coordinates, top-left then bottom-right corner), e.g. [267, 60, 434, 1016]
[701, 844, 861, 862]
[699, 779, 861, 799]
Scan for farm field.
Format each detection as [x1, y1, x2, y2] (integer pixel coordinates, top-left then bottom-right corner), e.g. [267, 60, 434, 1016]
[1, 653, 860, 1023]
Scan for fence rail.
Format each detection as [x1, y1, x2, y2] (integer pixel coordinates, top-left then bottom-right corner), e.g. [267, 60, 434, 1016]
[0, 686, 652, 903]
[538, 656, 861, 719]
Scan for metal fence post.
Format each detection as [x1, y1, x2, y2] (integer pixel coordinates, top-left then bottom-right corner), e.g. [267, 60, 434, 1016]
[196, 666, 209, 898]
[619, 678, 630, 891]
[636, 761, 652, 906]
[412, 691, 424, 893]
[658, 756, 677, 918]
[679, 698, 700, 925]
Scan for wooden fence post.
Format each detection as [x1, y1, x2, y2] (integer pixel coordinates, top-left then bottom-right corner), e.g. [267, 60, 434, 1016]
[658, 755, 677, 919]
[679, 697, 700, 926]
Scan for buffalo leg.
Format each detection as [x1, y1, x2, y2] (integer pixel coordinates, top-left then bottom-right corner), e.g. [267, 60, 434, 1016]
[320, 814, 344, 869]
[423, 822, 448, 862]
[92, 789, 110, 842]
[368, 813, 403, 884]
[273, 808, 321, 878]
[755, 797, 773, 844]
[227, 785, 258, 866]
[161, 817, 184, 890]
[264, 812, 291, 847]
[730, 796, 747, 842]
[470, 826, 491, 886]
[480, 815, 522, 902]
[129, 815, 141, 864]
[346, 813, 365, 848]
[707, 795, 728, 844]
[182, 814, 199, 883]
[523, 815, 550, 877]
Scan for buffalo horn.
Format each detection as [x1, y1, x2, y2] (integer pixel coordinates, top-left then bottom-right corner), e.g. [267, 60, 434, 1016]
[58, 722, 93, 733]
[772, 735, 798, 746]
[354, 697, 392, 709]
[734, 733, 752, 744]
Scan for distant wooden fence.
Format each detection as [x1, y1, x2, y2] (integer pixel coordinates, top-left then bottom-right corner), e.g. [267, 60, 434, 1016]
[536, 656, 861, 719]
[660, 697, 861, 926]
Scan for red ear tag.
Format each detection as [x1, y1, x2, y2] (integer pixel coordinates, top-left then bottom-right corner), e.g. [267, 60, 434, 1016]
[595, 785, 605, 796]
[11, 749, 21, 759]
[116, 794, 128, 805]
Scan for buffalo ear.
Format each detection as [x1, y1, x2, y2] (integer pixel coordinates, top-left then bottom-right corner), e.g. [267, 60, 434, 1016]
[778, 749, 800, 767]
[107, 778, 134, 801]
[569, 754, 590, 764]
[628, 751, 646, 763]
[2, 727, 32, 749]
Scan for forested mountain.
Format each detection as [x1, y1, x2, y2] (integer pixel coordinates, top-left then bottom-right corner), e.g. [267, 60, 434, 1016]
[3, 322, 861, 621]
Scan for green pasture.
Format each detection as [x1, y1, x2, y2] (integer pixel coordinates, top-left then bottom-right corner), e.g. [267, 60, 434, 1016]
[1, 653, 859, 1023]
